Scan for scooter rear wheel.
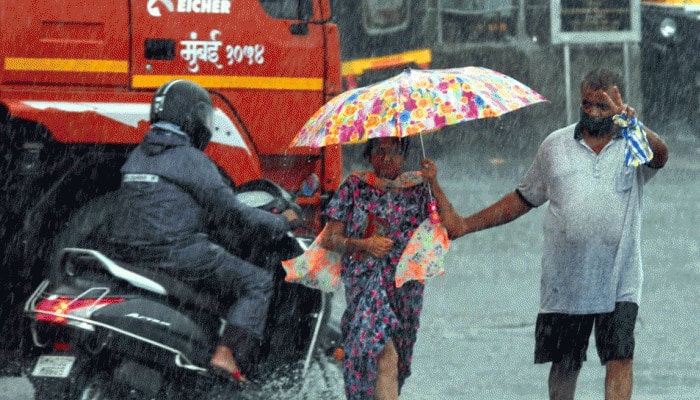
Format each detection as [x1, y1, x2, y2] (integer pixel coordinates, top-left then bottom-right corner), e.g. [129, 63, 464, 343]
[74, 372, 115, 400]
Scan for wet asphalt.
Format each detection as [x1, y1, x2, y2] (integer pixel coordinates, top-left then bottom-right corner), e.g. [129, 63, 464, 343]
[2, 119, 698, 399]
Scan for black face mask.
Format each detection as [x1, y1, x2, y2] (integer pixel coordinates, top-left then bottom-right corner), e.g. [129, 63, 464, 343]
[579, 108, 615, 137]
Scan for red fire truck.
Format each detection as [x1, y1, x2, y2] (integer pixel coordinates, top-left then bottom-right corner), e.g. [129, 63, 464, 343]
[0, 0, 342, 363]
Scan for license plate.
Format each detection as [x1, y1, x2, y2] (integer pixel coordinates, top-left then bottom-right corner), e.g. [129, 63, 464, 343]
[31, 355, 76, 378]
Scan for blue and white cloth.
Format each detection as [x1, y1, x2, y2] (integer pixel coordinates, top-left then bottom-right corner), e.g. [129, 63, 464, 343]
[613, 114, 654, 167]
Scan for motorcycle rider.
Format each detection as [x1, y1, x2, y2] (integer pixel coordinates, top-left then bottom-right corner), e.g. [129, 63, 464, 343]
[104, 79, 299, 383]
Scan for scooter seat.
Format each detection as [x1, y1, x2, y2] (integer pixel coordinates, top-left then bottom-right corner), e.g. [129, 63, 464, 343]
[62, 248, 225, 315]
[119, 263, 225, 314]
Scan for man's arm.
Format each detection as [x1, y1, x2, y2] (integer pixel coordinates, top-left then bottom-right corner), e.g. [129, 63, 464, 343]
[644, 126, 668, 169]
[604, 87, 668, 169]
[420, 158, 463, 239]
[450, 191, 532, 239]
[421, 157, 535, 240]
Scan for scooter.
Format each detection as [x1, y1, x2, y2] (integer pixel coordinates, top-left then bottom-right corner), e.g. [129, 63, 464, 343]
[23, 179, 338, 400]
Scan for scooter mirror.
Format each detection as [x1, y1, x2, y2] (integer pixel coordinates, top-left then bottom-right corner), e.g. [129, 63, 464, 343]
[236, 190, 276, 209]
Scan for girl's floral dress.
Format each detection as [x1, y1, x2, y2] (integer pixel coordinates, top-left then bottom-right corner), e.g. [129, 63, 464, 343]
[325, 172, 431, 399]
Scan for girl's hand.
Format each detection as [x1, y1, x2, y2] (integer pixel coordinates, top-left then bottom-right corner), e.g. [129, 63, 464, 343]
[421, 158, 437, 181]
[364, 236, 394, 258]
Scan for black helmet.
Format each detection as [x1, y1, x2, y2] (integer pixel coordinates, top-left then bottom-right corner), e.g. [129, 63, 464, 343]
[150, 80, 214, 150]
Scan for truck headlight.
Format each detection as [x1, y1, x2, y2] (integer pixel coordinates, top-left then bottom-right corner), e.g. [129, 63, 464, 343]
[659, 17, 677, 39]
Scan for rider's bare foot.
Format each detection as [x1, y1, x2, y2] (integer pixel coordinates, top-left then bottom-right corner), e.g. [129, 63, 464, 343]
[210, 345, 248, 383]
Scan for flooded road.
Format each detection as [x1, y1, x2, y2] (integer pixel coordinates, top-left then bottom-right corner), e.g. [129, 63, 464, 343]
[2, 121, 698, 399]
[398, 123, 700, 399]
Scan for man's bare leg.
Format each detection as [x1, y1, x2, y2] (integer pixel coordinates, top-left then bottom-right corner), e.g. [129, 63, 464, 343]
[605, 359, 633, 400]
[549, 361, 581, 400]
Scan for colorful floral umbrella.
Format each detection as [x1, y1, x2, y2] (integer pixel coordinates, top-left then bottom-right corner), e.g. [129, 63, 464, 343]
[290, 66, 547, 148]
[284, 67, 546, 291]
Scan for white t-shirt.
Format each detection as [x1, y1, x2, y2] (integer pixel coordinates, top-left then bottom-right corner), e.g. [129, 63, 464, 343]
[517, 123, 658, 314]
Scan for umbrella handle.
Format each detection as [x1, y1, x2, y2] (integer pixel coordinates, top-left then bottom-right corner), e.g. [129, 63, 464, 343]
[428, 200, 441, 224]
[419, 132, 440, 220]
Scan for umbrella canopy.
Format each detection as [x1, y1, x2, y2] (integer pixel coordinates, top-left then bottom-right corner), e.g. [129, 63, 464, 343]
[290, 66, 547, 148]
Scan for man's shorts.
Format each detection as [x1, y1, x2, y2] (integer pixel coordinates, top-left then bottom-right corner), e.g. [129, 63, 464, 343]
[534, 302, 638, 369]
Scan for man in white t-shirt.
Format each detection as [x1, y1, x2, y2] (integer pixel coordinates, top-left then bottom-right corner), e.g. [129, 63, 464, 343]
[444, 68, 668, 400]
